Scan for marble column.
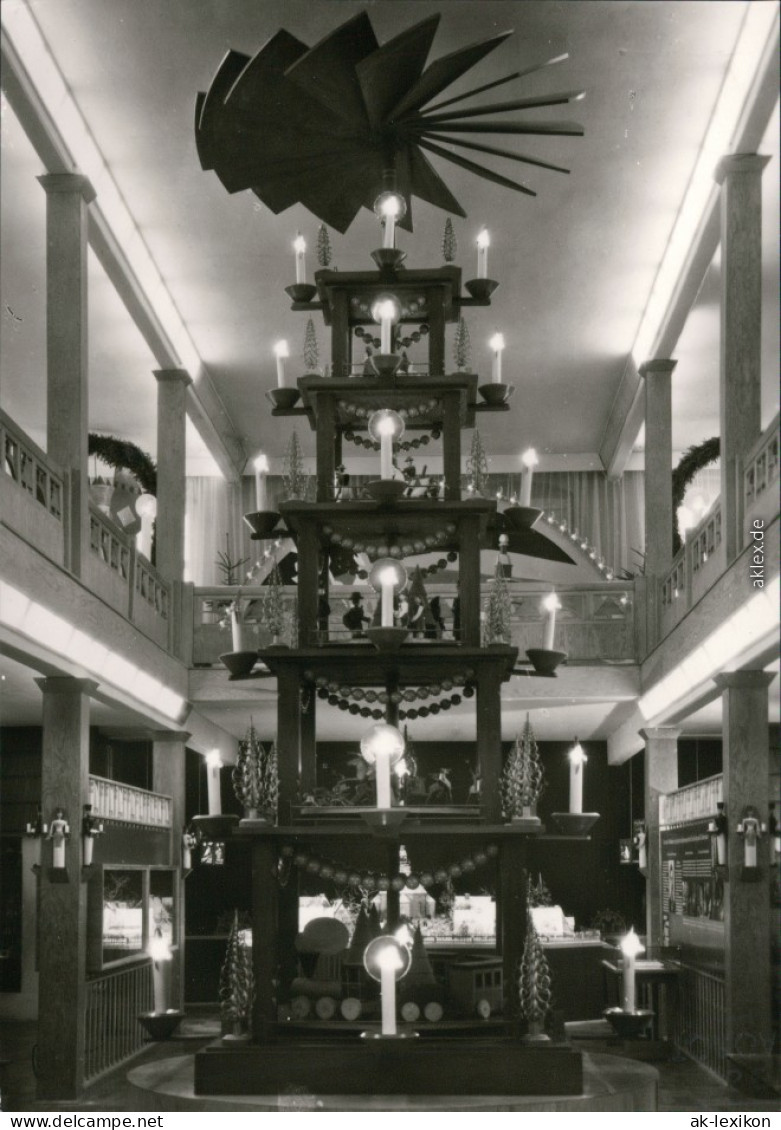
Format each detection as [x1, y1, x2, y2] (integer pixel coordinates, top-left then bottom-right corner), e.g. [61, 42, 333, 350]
[714, 670, 773, 1055]
[152, 730, 189, 1010]
[154, 369, 192, 583]
[38, 175, 96, 577]
[639, 360, 676, 649]
[715, 154, 771, 562]
[640, 726, 680, 947]
[34, 676, 97, 1099]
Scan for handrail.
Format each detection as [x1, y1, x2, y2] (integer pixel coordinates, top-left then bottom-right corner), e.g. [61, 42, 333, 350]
[88, 774, 172, 827]
[744, 410, 780, 473]
[1, 407, 64, 521]
[659, 774, 722, 825]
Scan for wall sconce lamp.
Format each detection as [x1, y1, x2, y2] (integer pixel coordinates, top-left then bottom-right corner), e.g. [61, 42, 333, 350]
[769, 802, 780, 865]
[736, 806, 765, 881]
[81, 804, 104, 867]
[182, 826, 198, 871]
[708, 802, 728, 875]
[633, 821, 647, 871]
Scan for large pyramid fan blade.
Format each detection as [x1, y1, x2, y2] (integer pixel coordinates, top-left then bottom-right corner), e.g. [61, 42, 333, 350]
[418, 138, 536, 197]
[414, 119, 585, 137]
[408, 145, 466, 217]
[298, 150, 387, 233]
[424, 133, 570, 175]
[389, 31, 513, 120]
[421, 90, 586, 124]
[508, 528, 576, 564]
[195, 49, 251, 171]
[424, 53, 570, 114]
[284, 11, 378, 127]
[356, 14, 440, 129]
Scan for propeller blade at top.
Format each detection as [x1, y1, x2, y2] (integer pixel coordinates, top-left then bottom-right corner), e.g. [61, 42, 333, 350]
[284, 11, 378, 128]
[389, 30, 513, 120]
[356, 14, 440, 130]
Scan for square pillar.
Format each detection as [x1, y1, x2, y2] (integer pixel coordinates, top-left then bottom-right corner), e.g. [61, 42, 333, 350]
[714, 670, 774, 1055]
[38, 175, 96, 577]
[715, 154, 771, 562]
[639, 360, 676, 650]
[34, 676, 97, 1100]
[154, 369, 192, 582]
[640, 726, 680, 947]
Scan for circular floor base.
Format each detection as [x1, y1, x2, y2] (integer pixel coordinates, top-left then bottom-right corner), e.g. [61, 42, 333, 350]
[128, 1051, 658, 1112]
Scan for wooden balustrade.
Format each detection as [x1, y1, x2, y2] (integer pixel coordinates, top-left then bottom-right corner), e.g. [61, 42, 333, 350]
[89, 774, 172, 827]
[1, 408, 65, 563]
[659, 774, 722, 825]
[193, 581, 635, 664]
[84, 961, 154, 1083]
[670, 962, 727, 1081]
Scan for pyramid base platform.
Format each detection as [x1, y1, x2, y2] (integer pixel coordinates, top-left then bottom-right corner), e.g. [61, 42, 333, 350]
[194, 1036, 583, 1096]
[130, 1051, 658, 1111]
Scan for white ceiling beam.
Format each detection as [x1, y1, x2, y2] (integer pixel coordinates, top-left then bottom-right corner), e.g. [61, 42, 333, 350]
[600, 6, 779, 480]
[0, 17, 246, 483]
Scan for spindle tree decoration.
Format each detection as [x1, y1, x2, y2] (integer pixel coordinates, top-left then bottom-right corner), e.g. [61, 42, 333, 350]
[220, 910, 254, 1039]
[260, 741, 279, 822]
[282, 431, 310, 500]
[233, 721, 264, 819]
[466, 429, 489, 496]
[442, 216, 457, 263]
[453, 315, 472, 371]
[303, 318, 320, 374]
[316, 222, 333, 268]
[501, 713, 545, 821]
[483, 557, 513, 646]
[518, 886, 553, 1040]
[262, 562, 288, 646]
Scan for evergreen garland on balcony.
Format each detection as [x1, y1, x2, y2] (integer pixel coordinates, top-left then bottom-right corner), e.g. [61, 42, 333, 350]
[671, 436, 719, 553]
[88, 433, 157, 495]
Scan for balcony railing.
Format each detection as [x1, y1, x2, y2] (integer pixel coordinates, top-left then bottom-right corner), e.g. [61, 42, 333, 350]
[660, 502, 724, 638]
[193, 581, 635, 666]
[1, 409, 65, 563]
[88, 775, 172, 827]
[85, 961, 153, 1083]
[744, 410, 779, 536]
[670, 962, 727, 1081]
[659, 774, 722, 826]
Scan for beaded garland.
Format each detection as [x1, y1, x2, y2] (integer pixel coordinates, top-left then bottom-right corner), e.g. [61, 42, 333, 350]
[277, 841, 498, 892]
[354, 322, 429, 352]
[304, 669, 475, 721]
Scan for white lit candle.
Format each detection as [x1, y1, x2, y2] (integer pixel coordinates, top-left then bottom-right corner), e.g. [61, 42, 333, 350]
[381, 195, 402, 250]
[489, 333, 504, 383]
[477, 228, 490, 278]
[375, 748, 392, 809]
[380, 567, 395, 627]
[378, 945, 403, 1035]
[205, 750, 222, 816]
[377, 415, 395, 479]
[376, 299, 395, 354]
[541, 592, 561, 650]
[253, 453, 269, 510]
[743, 819, 758, 868]
[149, 935, 172, 1013]
[620, 928, 644, 1013]
[274, 340, 289, 388]
[568, 740, 586, 815]
[293, 233, 306, 285]
[520, 448, 538, 506]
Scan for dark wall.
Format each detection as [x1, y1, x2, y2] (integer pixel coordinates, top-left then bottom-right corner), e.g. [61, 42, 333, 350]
[677, 738, 722, 787]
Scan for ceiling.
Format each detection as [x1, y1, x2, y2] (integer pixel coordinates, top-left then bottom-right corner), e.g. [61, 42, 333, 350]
[1, 0, 778, 472]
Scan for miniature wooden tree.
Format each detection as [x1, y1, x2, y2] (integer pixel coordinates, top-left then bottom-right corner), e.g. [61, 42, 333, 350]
[442, 216, 457, 263]
[483, 557, 513, 646]
[316, 222, 333, 268]
[528, 872, 553, 908]
[260, 741, 279, 822]
[303, 318, 320, 373]
[233, 721, 264, 817]
[501, 713, 546, 819]
[215, 533, 248, 584]
[261, 562, 287, 643]
[466, 429, 489, 495]
[453, 315, 472, 371]
[518, 895, 553, 1038]
[282, 431, 310, 500]
[220, 910, 253, 1038]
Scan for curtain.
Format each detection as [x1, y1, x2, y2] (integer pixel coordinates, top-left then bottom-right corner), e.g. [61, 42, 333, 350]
[185, 477, 246, 585]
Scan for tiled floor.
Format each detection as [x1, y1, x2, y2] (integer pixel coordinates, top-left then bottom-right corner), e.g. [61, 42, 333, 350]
[1, 1014, 778, 1114]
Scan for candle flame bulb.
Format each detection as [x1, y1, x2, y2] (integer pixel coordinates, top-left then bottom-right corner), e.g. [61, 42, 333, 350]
[521, 448, 539, 470]
[542, 592, 561, 614]
[477, 228, 490, 250]
[273, 340, 289, 359]
[568, 740, 586, 767]
[293, 234, 306, 255]
[489, 333, 505, 353]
